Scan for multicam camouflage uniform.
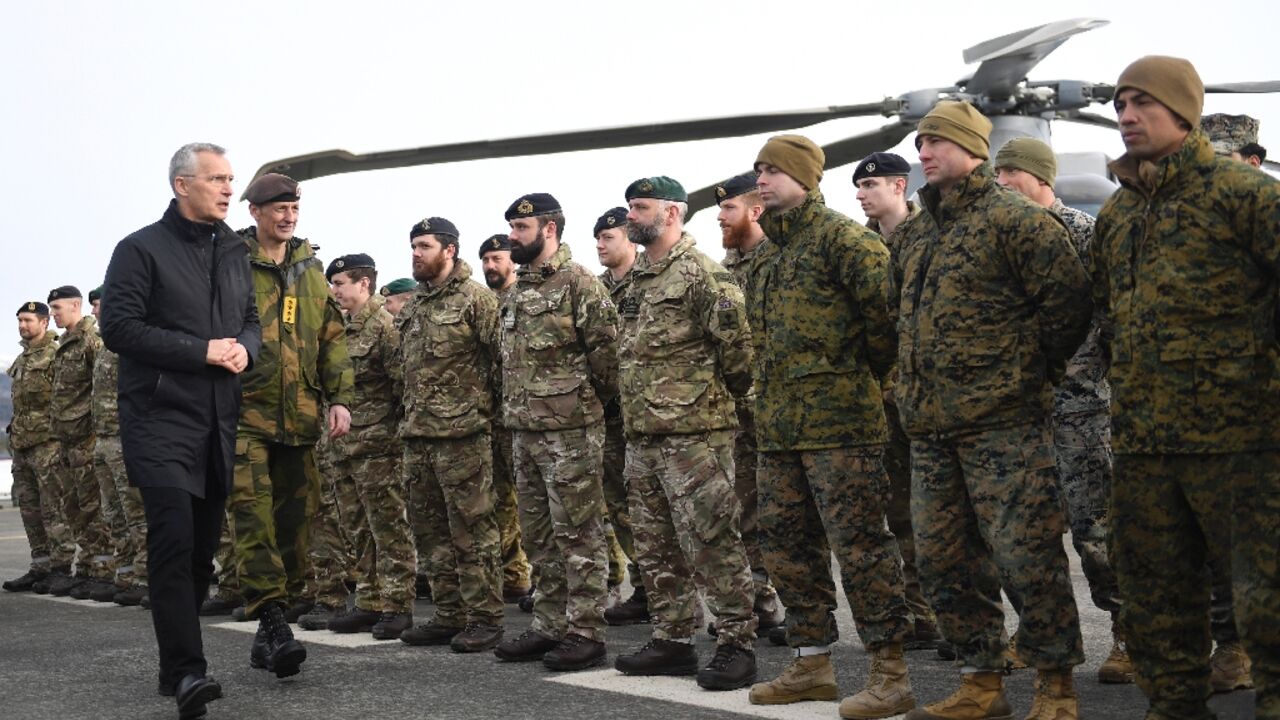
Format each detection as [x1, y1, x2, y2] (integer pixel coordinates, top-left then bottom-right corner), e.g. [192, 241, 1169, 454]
[502, 243, 618, 641]
[491, 282, 531, 593]
[91, 344, 147, 589]
[598, 269, 638, 591]
[891, 163, 1089, 672]
[51, 315, 112, 579]
[7, 329, 71, 573]
[1093, 128, 1280, 718]
[394, 258, 503, 627]
[231, 229, 354, 619]
[753, 190, 909, 650]
[306, 424, 353, 610]
[619, 233, 757, 647]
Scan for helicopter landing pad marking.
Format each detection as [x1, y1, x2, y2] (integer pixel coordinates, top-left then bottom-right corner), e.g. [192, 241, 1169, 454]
[209, 621, 394, 648]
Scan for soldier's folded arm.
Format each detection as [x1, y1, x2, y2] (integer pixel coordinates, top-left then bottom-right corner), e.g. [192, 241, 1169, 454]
[698, 272, 753, 399]
[575, 274, 620, 403]
[100, 236, 210, 371]
[1005, 211, 1093, 367]
[839, 231, 897, 383]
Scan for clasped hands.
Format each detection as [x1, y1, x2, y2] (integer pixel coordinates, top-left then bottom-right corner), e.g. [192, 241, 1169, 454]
[206, 338, 249, 374]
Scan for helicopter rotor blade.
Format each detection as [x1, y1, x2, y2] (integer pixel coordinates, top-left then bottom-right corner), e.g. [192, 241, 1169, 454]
[1059, 111, 1119, 130]
[1205, 81, 1280, 93]
[244, 101, 901, 193]
[961, 18, 1109, 99]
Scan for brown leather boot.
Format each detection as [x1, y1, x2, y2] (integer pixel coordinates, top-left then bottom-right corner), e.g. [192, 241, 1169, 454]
[1024, 670, 1078, 720]
[748, 653, 838, 705]
[1097, 632, 1135, 684]
[839, 643, 916, 719]
[904, 671, 1012, 720]
[1209, 641, 1253, 693]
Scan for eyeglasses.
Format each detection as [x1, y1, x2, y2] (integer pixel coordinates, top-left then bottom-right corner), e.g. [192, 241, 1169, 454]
[181, 174, 235, 186]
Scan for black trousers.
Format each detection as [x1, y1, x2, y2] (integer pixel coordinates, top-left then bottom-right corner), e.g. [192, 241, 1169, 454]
[140, 485, 226, 684]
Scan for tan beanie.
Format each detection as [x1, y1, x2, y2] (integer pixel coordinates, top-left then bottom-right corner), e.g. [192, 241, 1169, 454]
[995, 137, 1058, 188]
[755, 134, 825, 190]
[914, 101, 993, 160]
[1115, 55, 1204, 126]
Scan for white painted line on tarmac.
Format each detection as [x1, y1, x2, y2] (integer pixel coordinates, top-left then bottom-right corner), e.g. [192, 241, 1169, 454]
[546, 669, 907, 720]
[209, 621, 398, 648]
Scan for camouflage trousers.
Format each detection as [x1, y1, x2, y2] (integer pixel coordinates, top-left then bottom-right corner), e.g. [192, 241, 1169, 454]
[514, 425, 608, 641]
[211, 514, 239, 599]
[602, 418, 638, 588]
[911, 422, 1084, 671]
[406, 432, 503, 625]
[733, 407, 778, 605]
[627, 430, 757, 648]
[1112, 452, 1279, 720]
[307, 457, 354, 609]
[1051, 409, 1120, 618]
[759, 445, 910, 649]
[58, 433, 113, 578]
[883, 401, 934, 626]
[93, 435, 147, 586]
[229, 436, 319, 619]
[10, 440, 71, 571]
[492, 425, 531, 589]
[333, 451, 416, 614]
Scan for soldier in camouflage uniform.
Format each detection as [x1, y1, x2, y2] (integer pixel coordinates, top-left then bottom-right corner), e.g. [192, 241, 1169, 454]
[88, 288, 149, 605]
[1094, 57, 1279, 720]
[742, 138, 914, 720]
[479, 234, 533, 602]
[610, 176, 758, 692]
[492, 193, 618, 672]
[233, 173, 354, 678]
[4, 301, 71, 593]
[713, 174, 784, 635]
[378, 277, 417, 317]
[296, 411, 355, 628]
[48, 285, 114, 597]
[393, 220, 505, 652]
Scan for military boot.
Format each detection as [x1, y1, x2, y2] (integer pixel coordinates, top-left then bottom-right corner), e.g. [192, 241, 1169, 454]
[903, 671, 1012, 720]
[755, 590, 785, 631]
[749, 653, 838, 704]
[3, 568, 48, 592]
[1024, 670, 1077, 720]
[48, 572, 83, 596]
[616, 639, 699, 676]
[401, 620, 464, 646]
[250, 602, 307, 678]
[32, 567, 69, 594]
[604, 585, 650, 625]
[371, 612, 413, 640]
[1209, 641, 1254, 693]
[450, 622, 504, 653]
[1096, 633, 1135, 684]
[697, 644, 757, 690]
[767, 625, 788, 646]
[322, 606, 376, 633]
[494, 629, 559, 661]
[839, 643, 916, 719]
[543, 633, 607, 671]
[1004, 639, 1028, 671]
[113, 584, 148, 607]
[199, 591, 242, 616]
[283, 599, 315, 624]
[936, 641, 957, 661]
[89, 580, 122, 602]
[69, 577, 98, 600]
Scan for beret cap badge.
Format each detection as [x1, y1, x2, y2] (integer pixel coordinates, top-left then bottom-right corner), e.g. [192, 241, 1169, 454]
[865, 162, 877, 173]
[27, 302, 35, 311]
[517, 199, 534, 214]
[716, 187, 727, 198]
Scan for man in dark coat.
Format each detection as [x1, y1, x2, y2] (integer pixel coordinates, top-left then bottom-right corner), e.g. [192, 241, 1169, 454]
[101, 142, 261, 720]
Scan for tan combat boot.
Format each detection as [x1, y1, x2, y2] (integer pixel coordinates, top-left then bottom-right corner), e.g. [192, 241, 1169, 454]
[1096, 631, 1135, 684]
[1209, 641, 1254, 693]
[1024, 669, 1078, 720]
[748, 653, 838, 705]
[1004, 638, 1027, 671]
[839, 642, 916, 719]
[903, 671, 1012, 720]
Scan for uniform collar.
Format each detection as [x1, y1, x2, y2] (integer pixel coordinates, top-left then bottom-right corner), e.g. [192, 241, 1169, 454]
[759, 189, 826, 245]
[1108, 128, 1212, 198]
[517, 243, 572, 283]
[633, 233, 695, 277]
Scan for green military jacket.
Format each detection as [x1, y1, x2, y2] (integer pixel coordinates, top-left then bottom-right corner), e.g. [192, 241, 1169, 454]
[619, 234, 750, 437]
[91, 345, 120, 438]
[1048, 198, 1110, 417]
[238, 228, 354, 445]
[394, 259, 498, 440]
[51, 315, 101, 439]
[501, 243, 619, 432]
[867, 201, 920, 405]
[1093, 129, 1280, 454]
[335, 293, 400, 456]
[722, 238, 777, 310]
[599, 267, 634, 427]
[753, 190, 895, 451]
[892, 163, 1091, 440]
[7, 330, 58, 450]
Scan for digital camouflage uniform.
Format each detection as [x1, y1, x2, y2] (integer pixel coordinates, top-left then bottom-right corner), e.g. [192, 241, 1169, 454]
[306, 422, 353, 609]
[231, 229, 354, 619]
[491, 282, 531, 592]
[7, 329, 71, 573]
[720, 241, 781, 610]
[330, 293, 414, 615]
[1093, 128, 1280, 719]
[91, 345, 147, 589]
[599, 268, 638, 590]
[394, 258, 503, 627]
[620, 233, 757, 647]
[753, 190, 909, 650]
[502, 243, 618, 642]
[51, 315, 112, 578]
[892, 163, 1089, 673]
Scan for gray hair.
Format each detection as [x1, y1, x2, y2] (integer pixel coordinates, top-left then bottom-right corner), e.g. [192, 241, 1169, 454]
[658, 199, 689, 223]
[168, 142, 226, 193]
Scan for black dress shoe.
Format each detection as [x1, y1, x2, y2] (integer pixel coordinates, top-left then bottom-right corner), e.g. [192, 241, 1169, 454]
[175, 674, 222, 720]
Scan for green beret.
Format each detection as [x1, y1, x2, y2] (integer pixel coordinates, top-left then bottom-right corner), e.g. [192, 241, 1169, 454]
[624, 176, 687, 203]
[88, 286, 104, 303]
[379, 278, 417, 296]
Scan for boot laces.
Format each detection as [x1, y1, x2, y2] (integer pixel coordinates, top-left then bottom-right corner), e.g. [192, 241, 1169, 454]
[707, 645, 740, 671]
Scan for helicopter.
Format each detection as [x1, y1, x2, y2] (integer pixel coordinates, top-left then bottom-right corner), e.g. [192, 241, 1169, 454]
[246, 17, 1279, 219]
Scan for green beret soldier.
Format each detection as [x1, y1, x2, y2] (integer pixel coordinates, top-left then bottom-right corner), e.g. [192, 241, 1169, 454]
[378, 277, 418, 316]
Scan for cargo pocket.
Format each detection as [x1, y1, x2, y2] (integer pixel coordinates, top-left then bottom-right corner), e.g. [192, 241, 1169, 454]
[670, 447, 739, 547]
[527, 375, 583, 424]
[438, 445, 494, 525]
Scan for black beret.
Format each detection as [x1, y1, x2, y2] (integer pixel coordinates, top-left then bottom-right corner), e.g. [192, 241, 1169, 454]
[244, 173, 301, 205]
[410, 217, 460, 241]
[505, 193, 562, 221]
[625, 176, 687, 202]
[47, 285, 81, 302]
[17, 301, 49, 317]
[379, 278, 417, 296]
[714, 172, 759, 205]
[852, 152, 911, 184]
[325, 253, 376, 281]
[88, 286, 103, 303]
[478, 234, 511, 258]
[593, 207, 629, 237]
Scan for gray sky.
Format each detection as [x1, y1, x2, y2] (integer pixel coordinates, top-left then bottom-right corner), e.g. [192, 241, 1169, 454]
[2, 0, 1278, 363]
